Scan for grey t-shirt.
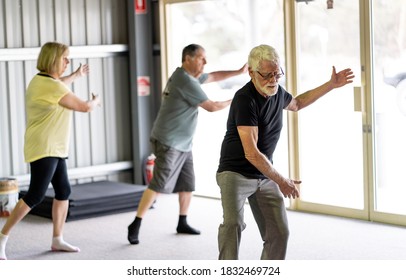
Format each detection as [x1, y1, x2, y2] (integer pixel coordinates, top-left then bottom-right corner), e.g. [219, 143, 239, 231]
[150, 67, 209, 152]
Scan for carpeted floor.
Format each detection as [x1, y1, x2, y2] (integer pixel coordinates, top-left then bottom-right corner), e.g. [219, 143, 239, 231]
[1, 194, 406, 260]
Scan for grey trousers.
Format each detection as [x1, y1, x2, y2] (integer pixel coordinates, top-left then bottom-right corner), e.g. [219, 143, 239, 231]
[216, 171, 289, 260]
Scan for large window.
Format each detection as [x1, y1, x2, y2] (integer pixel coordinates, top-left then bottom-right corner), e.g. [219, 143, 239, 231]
[295, 0, 364, 210]
[372, 0, 406, 215]
[161, 0, 406, 227]
[163, 0, 288, 198]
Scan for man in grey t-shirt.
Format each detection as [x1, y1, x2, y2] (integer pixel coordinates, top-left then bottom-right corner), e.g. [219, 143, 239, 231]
[127, 44, 248, 245]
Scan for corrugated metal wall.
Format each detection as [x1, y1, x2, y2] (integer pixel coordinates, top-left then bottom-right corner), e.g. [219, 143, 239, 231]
[0, 0, 133, 187]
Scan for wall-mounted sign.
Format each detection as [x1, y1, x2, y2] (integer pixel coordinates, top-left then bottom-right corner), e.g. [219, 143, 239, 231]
[135, 0, 147, 14]
[137, 76, 150, 96]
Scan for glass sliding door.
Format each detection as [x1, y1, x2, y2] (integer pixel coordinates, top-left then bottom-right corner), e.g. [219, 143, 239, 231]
[162, 0, 406, 226]
[371, 0, 406, 220]
[295, 0, 365, 215]
[163, 0, 288, 198]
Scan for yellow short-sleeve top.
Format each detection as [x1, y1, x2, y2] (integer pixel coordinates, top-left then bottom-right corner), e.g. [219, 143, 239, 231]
[24, 74, 72, 163]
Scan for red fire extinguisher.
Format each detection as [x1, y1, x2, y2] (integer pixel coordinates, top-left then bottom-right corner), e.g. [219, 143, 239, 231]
[145, 154, 156, 185]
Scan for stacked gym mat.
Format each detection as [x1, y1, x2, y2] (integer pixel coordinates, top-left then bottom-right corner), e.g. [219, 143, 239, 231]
[19, 181, 146, 221]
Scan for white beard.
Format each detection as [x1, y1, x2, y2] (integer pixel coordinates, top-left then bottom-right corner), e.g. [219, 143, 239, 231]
[258, 83, 278, 97]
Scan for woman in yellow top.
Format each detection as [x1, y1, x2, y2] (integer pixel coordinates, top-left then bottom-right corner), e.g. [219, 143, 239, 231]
[0, 42, 101, 260]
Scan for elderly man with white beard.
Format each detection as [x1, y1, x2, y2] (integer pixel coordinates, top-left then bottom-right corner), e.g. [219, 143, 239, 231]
[216, 44, 354, 260]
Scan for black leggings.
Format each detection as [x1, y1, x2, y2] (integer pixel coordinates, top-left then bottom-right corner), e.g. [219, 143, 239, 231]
[22, 157, 71, 208]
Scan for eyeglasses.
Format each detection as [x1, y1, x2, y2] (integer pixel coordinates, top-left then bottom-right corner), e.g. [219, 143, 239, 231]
[256, 68, 284, 81]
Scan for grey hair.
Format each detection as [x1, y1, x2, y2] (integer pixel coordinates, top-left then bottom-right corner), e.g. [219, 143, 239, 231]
[182, 44, 204, 62]
[248, 44, 280, 71]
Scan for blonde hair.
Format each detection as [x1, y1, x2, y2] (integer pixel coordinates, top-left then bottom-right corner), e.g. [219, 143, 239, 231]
[36, 42, 69, 74]
[248, 44, 280, 71]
